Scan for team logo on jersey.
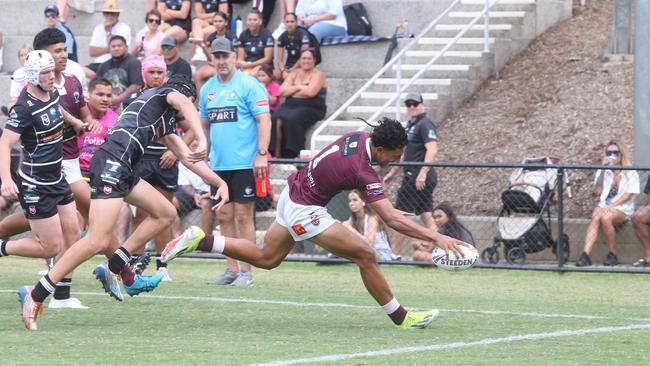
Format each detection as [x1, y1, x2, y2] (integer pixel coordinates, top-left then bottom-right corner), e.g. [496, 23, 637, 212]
[73, 91, 81, 104]
[244, 186, 254, 198]
[228, 91, 238, 100]
[103, 185, 113, 195]
[207, 92, 215, 101]
[28, 205, 36, 215]
[342, 134, 361, 156]
[366, 182, 384, 197]
[207, 107, 238, 123]
[428, 129, 437, 139]
[292, 223, 307, 236]
[27, 100, 33, 107]
[50, 107, 58, 116]
[309, 212, 320, 226]
[40, 114, 51, 126]
[266, 38, 274, 46]
[7, 110, 19, 127]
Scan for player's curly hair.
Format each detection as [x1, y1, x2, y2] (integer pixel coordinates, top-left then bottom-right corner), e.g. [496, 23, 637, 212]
[33, 28, 67, 51]
[365, 117, 407, 150]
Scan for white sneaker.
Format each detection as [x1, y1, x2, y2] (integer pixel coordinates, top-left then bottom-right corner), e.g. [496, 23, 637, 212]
[157, 267, 173, 282]
[231, 271, 254, 287]
[191, 48, 208, 63]
[272, 23, 286, 40]
[48, 297, 90, 309]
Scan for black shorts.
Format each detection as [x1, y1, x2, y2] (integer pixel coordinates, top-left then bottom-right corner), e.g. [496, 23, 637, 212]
[88, 149, 140, 199]
[17, 176, 75, 220]
[133, 159, 179, 192]
[211, 169, 255, 204]
[395, 169, 437, 216]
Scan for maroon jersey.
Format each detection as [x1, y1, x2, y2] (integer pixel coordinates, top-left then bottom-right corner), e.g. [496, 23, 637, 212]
[288, 132, 386, 206]
[55, 74, 86, 159]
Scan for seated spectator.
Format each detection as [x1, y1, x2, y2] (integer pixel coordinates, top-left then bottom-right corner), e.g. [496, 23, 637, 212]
[190, 0, 229, 62]
[412, 203, 475, 261]
[161, 35, 193, 79]
[133, 9, 165, 60]
[272, 0, 298, 38]
[96, 35, 143, 110]
[296, 0, 347, 43]
[194, 12, 238, 94]
[256, 64, 281, 112]
[576, 141, 640, 267]
[275, 12, 311, 81]
[158, 0, 192, 44]
[85, 0, 132, 80]
[343, 190, 393, 262]
[631, 176, 650, 267]
[273, 48, 326, 158]
[173, 153, 215, 238]
[236, 8, 274, 75]
[7, 45, 32, 110]
[44, 4, 78, 62]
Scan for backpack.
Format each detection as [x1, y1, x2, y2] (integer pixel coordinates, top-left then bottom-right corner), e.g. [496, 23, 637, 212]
[297, 26, 322, 65]
[344, 3, 372, 36]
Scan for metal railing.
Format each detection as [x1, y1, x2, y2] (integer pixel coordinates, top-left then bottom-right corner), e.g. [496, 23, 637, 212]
[309, 0, 497, 149]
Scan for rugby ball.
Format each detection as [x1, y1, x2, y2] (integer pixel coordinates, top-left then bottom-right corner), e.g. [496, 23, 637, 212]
[431, 244, 478, 271]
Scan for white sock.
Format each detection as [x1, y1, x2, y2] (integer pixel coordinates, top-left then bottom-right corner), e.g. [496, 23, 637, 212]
[381, 297, 401, 315]
[211, 235, 225, 253]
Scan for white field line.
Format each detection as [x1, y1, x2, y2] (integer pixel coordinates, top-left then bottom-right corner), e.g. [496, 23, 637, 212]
[2, 289, 649, 322]
[248, 323, 650, 366]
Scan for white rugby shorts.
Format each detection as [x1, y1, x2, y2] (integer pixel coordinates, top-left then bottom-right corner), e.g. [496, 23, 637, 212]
[275, 187, 336, 241]
[62, 158, 84, 184]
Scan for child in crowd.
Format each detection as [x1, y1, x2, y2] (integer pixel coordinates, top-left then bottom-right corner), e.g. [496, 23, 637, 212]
[256, 64, 281, 112]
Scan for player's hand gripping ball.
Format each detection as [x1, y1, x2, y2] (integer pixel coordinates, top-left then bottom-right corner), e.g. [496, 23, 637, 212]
[431, 244, 478, 271]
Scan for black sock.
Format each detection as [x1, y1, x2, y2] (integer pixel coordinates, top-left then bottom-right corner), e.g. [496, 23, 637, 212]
[108, 247, 131, 275]
[0, 239, 8, 257]
[53, 278, 72, 300]
[32, 275, 56, 303]
[156, 258, 167, 269]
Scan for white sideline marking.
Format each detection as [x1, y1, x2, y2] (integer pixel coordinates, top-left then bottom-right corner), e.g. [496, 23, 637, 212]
[2, 289, 649, 322]
[248, 323, 650, 366]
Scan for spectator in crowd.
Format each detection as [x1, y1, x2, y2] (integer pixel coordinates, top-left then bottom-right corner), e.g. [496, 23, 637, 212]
[576, 141, 640, 267]
[96, 35, 143, 110]
[190, 0, 229, 63]
[412, 203, 474, 261]
[631, 177, 650, 267]
[236, 8, 274, 75]
[161, 35, 193, 79]
[343, 189, 394, 262]
[158, 0, 192, 44]
[173, 146, 215, 238]
[44, 4, 78, 62]
[85, 0, 132, 80]
[272, 0, 299, 38]
[275, 12, 311, 81]
[133, 9, 165, 60]
[383, 92, 438, 260]
[200, 37, 272, 287]
[7, 45, 33, 110]
[273, 48, 326, 158]
[256, 64, 281, 112]
[194, 12, 238, 95]
[295, 0, 347, 43]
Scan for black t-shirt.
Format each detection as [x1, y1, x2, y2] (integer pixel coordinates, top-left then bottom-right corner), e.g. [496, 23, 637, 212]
[5, 89, 65, 184]
[238, 27, 274, 63]
[403, 113, 437, 174]
[162, 0, 192, 32]
[197, 0, 227, 14]
[277, 28, 310, 68]
[101, 87, 179, 167]
[96, 55, 143, 101]
[207, 30, 238, 48]
[166, 57, 193, 80]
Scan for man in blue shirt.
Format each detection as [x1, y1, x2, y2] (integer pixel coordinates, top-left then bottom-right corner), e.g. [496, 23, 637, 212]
[44, 5, 78, 62]
[199, 37, 271, 287]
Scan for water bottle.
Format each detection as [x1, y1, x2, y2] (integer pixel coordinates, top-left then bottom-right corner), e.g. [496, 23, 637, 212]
[403, 19, 412, 38]
[255, 175, 267, 198]
[138, 36, 145, 58]
[236, 16, 243, 38]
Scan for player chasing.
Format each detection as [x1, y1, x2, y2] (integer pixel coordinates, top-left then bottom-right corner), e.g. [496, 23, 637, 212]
[16, 74, 229, 331]
[162, 117, 470, 329]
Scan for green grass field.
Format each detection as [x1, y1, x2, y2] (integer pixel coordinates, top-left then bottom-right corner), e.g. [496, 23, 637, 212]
[1, 256, 649, 366]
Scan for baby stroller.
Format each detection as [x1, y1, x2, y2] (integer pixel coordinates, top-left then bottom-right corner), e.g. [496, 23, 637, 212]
[481, 157, 571, 264]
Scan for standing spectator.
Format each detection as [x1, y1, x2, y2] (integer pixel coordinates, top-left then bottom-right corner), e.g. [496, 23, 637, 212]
[194, 13, 238, 95]
[275, 13, 311, 81]
[343, 190, 394, 262]
[85, 0, 132, 80]
[631, 177, 650, 267]
[161, 35, 193, 79]
[133, 9, 165, 60]
[190, 0, 229, 62]
[295, 0, 347, 43]
[273, 48, 326, 158]
[383, 92, 438, 260]
[200, 38, 271, 287]
[96, 35, 143, 110]
[44, 4, 78, 62]
[576, 141, 640, 267]
[158, 0, 192, 44]
[256, 64, 281, 112]
[412, 203, 474, 261]
[236, 8, 274, 75]
[7, 45, 33, 110]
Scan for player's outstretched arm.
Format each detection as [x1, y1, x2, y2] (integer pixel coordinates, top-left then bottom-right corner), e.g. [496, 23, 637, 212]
[166, 91, 208, 159]
[370, 198, 465, 258]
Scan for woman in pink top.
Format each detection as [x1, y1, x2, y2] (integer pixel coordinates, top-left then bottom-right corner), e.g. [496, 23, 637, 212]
[132, 9, 165, 60]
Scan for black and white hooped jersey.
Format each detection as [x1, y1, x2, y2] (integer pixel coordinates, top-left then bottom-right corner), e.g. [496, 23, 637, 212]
[101, 86, 179, 166]
[5, 89, 65, 185]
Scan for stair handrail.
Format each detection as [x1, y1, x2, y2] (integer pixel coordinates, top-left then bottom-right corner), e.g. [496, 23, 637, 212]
[360, 0, 499, 130]
[309, 0, 463, 150]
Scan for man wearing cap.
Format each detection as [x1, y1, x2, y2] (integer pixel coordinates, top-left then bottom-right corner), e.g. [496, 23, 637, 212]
[161, 35, 193, 80]
[85, 0, 132, 80]
[44, 4, 78, 62]
[199, 37, 271, 287]
[383, 92, 439, 260]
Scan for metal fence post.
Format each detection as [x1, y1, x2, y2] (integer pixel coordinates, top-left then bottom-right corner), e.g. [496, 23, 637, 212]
[556, 167, 566, 268]
[484, 0, 490, 53]
[396, 57, 402, 122]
